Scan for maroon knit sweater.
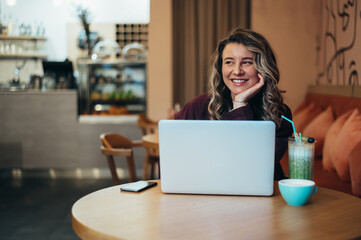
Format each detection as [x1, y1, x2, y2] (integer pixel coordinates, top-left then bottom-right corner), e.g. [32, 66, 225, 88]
[175, 93, 293, 180]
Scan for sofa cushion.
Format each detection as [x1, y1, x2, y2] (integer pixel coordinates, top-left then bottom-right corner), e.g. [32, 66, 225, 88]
[314, 159, 353, 195]
[303, 106, 334, 158]
[322, 110, 353, 172]
[349, 141, 361, 197]
[332, 109, 361, 182]
[293, 102, 323, 132]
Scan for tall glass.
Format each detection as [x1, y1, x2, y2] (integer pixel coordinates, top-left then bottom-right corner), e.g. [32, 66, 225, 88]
[288, 137, 315, 180]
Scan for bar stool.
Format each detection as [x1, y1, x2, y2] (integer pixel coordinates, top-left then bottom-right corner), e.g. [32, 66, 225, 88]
[100, 133, 142, 185]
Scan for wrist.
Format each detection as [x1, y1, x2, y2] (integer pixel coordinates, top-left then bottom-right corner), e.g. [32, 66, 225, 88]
[232, 100, 248, 108]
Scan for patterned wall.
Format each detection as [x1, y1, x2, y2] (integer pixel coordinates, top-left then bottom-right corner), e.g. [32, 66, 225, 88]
[116, 24, 148, 50]
[316, 0, 360, 87]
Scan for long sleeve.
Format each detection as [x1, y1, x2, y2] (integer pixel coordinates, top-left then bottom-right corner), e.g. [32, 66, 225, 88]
[221, 105, 255, 120]
[274, 105, 293, 180]
[175, 94, 256, 120]
[175, 94, 210, 120]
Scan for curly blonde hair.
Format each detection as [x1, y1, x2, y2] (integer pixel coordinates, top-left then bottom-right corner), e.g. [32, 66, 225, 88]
[208, 28, 286, 128]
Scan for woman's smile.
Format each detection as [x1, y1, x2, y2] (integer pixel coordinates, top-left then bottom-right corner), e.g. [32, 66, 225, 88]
[231, 78, 248, 85]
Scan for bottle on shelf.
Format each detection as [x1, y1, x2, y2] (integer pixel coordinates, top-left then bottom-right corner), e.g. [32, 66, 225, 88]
[7, 15, 13, 35]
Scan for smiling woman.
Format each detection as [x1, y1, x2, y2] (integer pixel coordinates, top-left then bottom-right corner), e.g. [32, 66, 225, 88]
[221, 43, 263, 108]
[175, 28, 293, 180]
[207, 28, 284, 125]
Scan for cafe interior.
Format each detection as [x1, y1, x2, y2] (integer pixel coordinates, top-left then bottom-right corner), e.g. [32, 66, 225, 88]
[1, 0, 361, 239]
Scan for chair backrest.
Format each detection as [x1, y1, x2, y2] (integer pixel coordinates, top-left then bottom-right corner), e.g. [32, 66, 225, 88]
[100, 133, 133, 149]
[137, 113, 158, 135]
[100, 133, 138, 184]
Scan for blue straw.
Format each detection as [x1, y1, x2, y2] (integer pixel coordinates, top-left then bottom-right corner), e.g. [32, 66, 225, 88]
[281, 115, 299, 142]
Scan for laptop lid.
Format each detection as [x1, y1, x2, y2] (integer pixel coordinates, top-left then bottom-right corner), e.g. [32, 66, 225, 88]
[158, 120, 275, 196]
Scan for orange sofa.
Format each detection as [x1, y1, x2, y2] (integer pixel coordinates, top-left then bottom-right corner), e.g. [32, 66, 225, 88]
[280, 86, 361, 197]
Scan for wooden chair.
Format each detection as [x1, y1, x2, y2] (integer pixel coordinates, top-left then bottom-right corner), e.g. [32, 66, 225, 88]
[137, 113, 158, 135]
[100, 133, 143, 185]
[137, 114, 160, 180]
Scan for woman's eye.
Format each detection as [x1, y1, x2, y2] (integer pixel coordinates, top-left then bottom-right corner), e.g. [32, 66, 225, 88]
[224, 60, 233, 65]
[243, 61, 253, 65]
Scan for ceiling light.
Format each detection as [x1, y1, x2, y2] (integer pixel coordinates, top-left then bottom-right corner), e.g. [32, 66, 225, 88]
[6, 0, 16, 7]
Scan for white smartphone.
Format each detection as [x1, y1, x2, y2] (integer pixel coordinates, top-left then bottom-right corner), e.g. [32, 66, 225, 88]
[120, 180, 157, 192]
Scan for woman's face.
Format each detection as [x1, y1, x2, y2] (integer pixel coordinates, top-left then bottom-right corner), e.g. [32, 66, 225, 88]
[222, 43, 260, 100]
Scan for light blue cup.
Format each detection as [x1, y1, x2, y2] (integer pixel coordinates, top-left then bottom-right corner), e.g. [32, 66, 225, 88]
[279, 179, 317, 206]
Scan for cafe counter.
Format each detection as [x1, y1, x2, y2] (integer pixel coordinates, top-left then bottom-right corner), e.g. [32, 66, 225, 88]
[0, 90, 144, 169]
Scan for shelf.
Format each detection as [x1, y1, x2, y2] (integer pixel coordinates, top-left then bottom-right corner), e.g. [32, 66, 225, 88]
[78, 115, 138, 124]
[0, 35, 46, 41]
[0, 53, 47, 59]
[114, 80, 145, 85]
[90, 99, 145, 105]
[78, 59, 147, 115]
[77, 58, 146, 67]
[0, 35, 47, 59]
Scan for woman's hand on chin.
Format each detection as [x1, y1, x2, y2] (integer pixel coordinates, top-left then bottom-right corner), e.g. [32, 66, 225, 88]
[233, 74, 265, 109]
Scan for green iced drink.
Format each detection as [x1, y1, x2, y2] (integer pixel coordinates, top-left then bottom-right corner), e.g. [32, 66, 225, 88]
[288, 137, 315, 180]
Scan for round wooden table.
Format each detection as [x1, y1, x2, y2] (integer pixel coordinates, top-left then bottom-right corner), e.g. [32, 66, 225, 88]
[72, 180, 361, 240]
[142, 133, 159, 150]
[141, 133, 159, 179]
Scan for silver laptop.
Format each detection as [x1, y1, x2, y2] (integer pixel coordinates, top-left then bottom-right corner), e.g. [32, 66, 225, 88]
[158, 120, 276, 196]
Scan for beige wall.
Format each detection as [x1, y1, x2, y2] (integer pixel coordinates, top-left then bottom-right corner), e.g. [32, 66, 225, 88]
[252, 0, 319, 111]
[147, 0, 173, 120]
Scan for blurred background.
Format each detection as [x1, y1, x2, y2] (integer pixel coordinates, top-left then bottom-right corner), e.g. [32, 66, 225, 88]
[1, 0, 359, 183]
[1, 0, 360, 238]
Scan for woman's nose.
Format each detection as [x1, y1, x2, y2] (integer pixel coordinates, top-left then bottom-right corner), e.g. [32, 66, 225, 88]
[233, 64, 244, 75]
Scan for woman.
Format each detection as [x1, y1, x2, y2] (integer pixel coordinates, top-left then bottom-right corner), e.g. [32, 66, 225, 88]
[175, 28, 293, 180]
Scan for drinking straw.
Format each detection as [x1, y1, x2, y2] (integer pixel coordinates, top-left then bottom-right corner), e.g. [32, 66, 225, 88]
[281, 115, 299, 142]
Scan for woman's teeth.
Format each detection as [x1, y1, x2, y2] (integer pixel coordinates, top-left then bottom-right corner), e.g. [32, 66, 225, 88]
[232, 79, 246, 83]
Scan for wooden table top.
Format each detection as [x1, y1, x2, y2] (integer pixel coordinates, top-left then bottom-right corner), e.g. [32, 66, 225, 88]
[142, 133, 159, 150]
[72, 180, 361, 240]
